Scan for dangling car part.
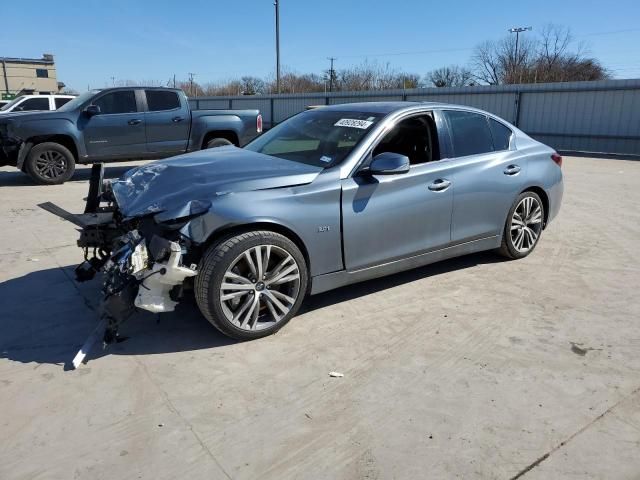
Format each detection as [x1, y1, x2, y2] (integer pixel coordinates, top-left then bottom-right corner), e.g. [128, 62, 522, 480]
[39, 103, 563, 367]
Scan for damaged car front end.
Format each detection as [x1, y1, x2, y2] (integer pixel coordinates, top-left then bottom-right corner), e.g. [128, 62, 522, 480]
[39, 146, 325, 349]
[40, 163, 209, 343]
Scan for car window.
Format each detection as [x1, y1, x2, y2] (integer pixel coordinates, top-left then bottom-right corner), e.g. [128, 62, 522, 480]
[488, 118, 513, 151]
[54, 97, 72, 109]
[444, 110, 494, 157]
[94, 91, 137, 114]
[145, 90, 180, 111]
[17, 97, 50, 111]
[372, 114, 440, 166]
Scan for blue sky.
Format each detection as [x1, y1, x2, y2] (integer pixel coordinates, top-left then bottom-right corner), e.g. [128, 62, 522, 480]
[3, 0, 639, 91]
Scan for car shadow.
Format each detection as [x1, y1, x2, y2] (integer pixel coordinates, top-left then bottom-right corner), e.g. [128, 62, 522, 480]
[0, 251, 506, 368]
[0, 162, 141, 187]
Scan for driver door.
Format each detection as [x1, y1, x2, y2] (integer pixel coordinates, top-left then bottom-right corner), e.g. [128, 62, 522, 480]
[82, 90, 147, 159]
[341, 112, 454, 271]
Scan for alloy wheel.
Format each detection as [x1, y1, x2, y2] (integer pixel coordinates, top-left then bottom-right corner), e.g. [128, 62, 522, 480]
[219, 244, 301, 331]
[510, 196, 543, 253]
[34, 151, 67, 179]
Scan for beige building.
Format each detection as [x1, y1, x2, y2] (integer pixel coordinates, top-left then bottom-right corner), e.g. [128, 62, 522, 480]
[1, 54, 63, 100]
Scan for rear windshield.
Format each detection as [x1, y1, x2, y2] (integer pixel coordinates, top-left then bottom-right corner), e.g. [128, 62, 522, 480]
[244, 109, 384, 168]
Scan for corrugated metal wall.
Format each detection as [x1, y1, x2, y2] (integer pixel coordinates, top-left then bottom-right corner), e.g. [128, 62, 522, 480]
[189, 79, 640, 156]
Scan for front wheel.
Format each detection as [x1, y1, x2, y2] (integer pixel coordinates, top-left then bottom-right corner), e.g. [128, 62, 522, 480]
[498, 191, 545, 259]
[195, 231, 308, 340]
[25, 142, 76, 185]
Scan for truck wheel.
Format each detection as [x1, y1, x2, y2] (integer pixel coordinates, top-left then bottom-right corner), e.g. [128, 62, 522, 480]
[195, 231, 308, 340]
[206, 138, 233, 149]
[25, 142, 76, 185]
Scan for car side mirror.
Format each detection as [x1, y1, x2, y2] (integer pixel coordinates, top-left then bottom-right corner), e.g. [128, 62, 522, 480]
[366, 152, 410, 175]
[14, 106, 24, 112]
[84, 104, 101, 116]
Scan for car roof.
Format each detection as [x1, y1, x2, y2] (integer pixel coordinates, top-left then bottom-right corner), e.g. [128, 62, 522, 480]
[317, 101, 487, 115]
[315, 101, 513, 125]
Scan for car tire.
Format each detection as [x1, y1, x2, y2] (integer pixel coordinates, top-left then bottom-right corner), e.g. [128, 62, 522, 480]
[25, 142, 76, 185]
[498, 191, 545, 259]
[205, 137, 233, 149]
[195, 230, 308, 340]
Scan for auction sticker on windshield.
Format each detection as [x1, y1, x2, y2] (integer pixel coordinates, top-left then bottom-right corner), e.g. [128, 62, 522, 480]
[334, 118, 374, 129]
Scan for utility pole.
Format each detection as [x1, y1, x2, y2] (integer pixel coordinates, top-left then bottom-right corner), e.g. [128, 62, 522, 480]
[173, 74, 176, 88]
[508, 26, 532, 82]
[110, 76, 115, 87]
[188, 72, 196, 97]
[327, 57, 336, 92]
[274, 0, 281, 94]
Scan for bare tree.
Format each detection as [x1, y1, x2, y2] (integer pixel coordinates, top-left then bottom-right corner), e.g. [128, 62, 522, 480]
[426, 65, 474, 87]
[472, 24, 608, 85]
[240, 76, 266, 95]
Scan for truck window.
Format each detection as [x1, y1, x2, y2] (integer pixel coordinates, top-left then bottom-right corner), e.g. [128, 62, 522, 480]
[54, 97, 72, 109]
[94, 91, 137, 114]
[17, 97, 50, 111]
[145, 90, 180, 111]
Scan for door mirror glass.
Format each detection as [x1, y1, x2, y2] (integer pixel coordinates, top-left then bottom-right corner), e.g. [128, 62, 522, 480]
[367, 152, 410, 175]
[84, 104, 101, 116]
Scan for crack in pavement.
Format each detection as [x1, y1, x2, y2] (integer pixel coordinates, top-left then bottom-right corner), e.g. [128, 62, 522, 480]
[510, 385, 640, 479]
[132, 356, 233, 480]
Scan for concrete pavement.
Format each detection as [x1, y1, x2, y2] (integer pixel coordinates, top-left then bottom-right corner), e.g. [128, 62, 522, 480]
[0, 156, 639, 479]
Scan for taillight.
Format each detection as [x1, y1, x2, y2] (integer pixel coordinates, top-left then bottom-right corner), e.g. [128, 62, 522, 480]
[551, 153, 562, 167]
[256, 114, 263, 133]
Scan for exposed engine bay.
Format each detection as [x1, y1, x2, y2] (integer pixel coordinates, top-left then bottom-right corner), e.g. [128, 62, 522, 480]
[39, 164, 201, 347]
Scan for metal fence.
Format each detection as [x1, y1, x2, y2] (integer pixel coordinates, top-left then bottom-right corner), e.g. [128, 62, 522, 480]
[189, 79, 640, 156]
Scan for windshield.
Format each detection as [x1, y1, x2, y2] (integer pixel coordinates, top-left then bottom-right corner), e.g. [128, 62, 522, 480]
[0, 96, 25, 111]
[244, 109, 384, 168]
[57, 90, 100, 112]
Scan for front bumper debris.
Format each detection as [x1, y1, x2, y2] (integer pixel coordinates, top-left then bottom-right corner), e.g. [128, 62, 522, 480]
[38, 163, 199, 366]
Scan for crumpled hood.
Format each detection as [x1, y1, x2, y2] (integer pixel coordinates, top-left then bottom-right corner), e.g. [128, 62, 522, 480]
[111, 146, 323, 219]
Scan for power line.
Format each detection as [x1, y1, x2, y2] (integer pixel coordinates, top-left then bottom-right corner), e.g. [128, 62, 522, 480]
[324, 26, 640, 61]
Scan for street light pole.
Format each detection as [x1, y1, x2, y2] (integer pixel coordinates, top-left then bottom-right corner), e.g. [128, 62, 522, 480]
[327, 57, 336, 92]
[275, 0, 281, 94]
[508, 26, 532, 81]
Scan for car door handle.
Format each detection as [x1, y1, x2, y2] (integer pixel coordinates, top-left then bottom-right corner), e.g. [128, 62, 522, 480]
[504, 164, 521, 175]
[428, 179, 451, 191]
[128, 119, 142, 126]
[172, 116, 184, 122]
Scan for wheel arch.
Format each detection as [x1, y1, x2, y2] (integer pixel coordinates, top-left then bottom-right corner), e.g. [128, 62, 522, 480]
[520, 186, 550, 228]
[18, 134, 79, 170]
[201, 130, 240, 149]
[201, 221, 311, 270]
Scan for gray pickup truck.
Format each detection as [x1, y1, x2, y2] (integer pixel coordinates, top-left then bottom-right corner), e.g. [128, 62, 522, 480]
[0, 87, 262, 184]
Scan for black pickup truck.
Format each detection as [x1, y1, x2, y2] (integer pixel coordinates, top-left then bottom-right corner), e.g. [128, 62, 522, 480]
[0, 87, 262, 184]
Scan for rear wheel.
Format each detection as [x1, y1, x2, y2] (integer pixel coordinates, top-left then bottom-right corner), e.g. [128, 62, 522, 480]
[205, 137, 233, 149]
[195, 231, 308, 340]
[499, 191, 544, 259]
[25, 142, 75, 185]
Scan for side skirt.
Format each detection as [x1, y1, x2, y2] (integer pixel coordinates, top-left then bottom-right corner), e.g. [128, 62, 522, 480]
[309, 236, 501, 295]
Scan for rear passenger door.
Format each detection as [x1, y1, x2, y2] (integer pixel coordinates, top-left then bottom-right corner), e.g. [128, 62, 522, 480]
[441, 110, 527, 243]
[82, 90, 147, 159]
[143, 90, 189, 155]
